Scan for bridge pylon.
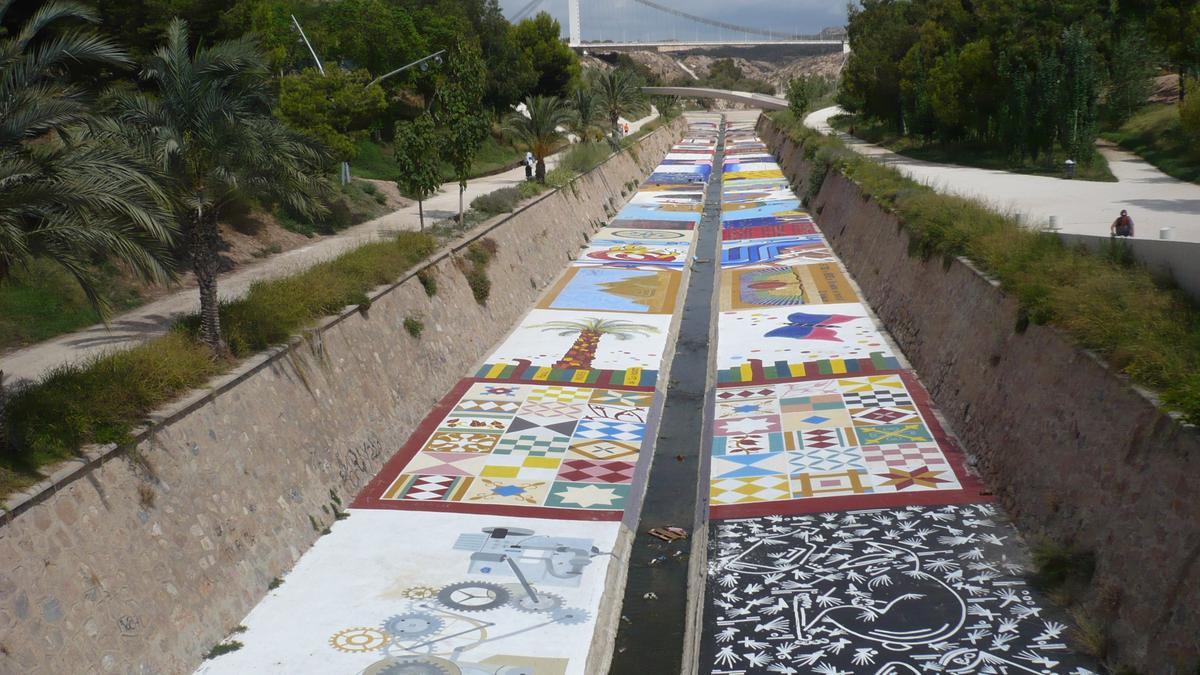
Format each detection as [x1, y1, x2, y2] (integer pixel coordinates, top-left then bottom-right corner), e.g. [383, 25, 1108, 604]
[568, 0, 580, 46]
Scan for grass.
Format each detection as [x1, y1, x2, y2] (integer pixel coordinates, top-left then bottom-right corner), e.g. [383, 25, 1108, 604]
[203, 232, 437, 357]
[773, 109, 1200, 424]
[831, 113, 1116, 182]
[559, 141, 613, 175]
[1101, 103, 1200, 184]
[1, 231, 437, 493]
[0, 259, 148, 352]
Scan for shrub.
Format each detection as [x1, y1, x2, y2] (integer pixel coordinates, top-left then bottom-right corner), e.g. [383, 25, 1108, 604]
[517, 180, 544, 199]
[4, 330, 220, 466]
[417, 268, 438, 296]
[470, 187, 521, 215]
[404, 316, 424, 338]
[1180, 91, 1200, 142]
[461, 239, 496, 305]
[558, 141, 611, 174]
[214, 231, 437, 356]
[546, 167, 574, 189]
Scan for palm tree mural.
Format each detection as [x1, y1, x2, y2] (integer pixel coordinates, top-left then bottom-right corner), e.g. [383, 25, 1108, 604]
[536, 318, 658, 370]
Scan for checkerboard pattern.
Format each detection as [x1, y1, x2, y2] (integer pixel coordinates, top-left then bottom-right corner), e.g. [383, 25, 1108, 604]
[710, 127, 973, 514]
[379, 383, 651, 511]
[707, 375, 962, 506]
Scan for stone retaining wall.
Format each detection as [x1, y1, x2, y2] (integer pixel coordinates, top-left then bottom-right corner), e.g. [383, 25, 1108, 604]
[759, 115, 1200, 673]
[0, 117, 686, 675]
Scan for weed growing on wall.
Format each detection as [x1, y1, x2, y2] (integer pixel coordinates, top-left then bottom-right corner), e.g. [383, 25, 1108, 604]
[460, 239, 496, 305]
[417, 269, 438, 297]
[404, 317, 424, 338]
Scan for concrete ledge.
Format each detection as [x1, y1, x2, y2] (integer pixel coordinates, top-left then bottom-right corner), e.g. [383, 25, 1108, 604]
[1057, 232, 1200, 303]
[760, 113, 1200, 673]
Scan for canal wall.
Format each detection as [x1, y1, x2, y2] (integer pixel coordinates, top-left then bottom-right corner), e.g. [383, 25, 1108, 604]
[0, 117, 687, 675]
[759, 115, 1200, 673]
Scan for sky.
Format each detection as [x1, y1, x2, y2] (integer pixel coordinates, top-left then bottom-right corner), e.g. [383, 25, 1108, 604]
[498, 0, 848, 42]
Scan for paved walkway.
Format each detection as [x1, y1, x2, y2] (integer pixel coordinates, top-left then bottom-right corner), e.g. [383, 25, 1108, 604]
[0, 113, 658, 385]
[196, 113, 723, 674]
[806, 106, 1200, 244]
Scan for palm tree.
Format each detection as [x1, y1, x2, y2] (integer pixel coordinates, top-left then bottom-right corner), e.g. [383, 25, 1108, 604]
[504, 95, 572, 183]
[536, 318, 658, 370]
[0, 0, 176, 309]
[568, 86, 603, 143]
[593, 69, 650, 147]
[114, 19, 329, 354]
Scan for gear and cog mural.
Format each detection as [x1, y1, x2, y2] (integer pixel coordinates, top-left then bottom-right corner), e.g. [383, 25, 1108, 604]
[435, 581, 512, 613]
[381, 612, 445, 640]
[330, 627, 390, 653]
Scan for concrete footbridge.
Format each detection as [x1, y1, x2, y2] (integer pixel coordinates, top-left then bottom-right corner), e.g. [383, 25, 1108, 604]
[642, 86, 789, 110]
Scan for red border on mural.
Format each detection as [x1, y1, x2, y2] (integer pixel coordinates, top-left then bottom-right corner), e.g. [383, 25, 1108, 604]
[352, 376, 635, 521]
[709, 370, 993, 520]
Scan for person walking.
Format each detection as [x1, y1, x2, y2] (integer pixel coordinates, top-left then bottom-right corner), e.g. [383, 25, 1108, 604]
[1110, 209, 1135, 237]
[524, 151, 534, 181]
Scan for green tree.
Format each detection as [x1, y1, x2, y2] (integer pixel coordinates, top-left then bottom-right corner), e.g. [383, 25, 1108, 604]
[651, 94, 682, 120]
[394, 113, 442, 230]
[309, 0, 425, 78]
[512, 12, 580, 97]
[434, 42, 489, 225]
[1149, 2, 1200, 101]
[593, 69, 650, 147]
[115, 19, 329, 353]
[277, 67, 387, 163]
[786, 76, 831, 119]
[568, 83, 604, 142]
[504, 95, 572, 183]
[0, 0, 175, 310]
[1102, 30, 1155, 125]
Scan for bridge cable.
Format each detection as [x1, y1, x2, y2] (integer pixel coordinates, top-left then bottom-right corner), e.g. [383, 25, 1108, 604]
[624, 0, 817, 41]
[510, 0, 545, 22]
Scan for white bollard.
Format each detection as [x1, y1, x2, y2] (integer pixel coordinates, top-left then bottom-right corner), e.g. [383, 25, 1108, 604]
[1047, 215, 1060, 232]
[1160, 227, 1174, 240]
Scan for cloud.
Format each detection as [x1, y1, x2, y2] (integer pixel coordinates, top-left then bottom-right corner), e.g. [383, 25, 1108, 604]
[499, 0, 847, 39]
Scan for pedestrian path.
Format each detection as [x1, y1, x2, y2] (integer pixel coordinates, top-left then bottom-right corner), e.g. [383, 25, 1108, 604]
[1, 113, 659, 386]
[195, 113, 721, 675]
[696, 119, 1100, 674]
[805, 106, 1200, 244]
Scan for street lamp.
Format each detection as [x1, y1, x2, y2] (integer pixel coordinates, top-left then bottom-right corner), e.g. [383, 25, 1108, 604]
[367, 50, 446, 89]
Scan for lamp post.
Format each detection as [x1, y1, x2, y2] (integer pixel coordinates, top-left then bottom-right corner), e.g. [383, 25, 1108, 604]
[367, 50, 446, 89]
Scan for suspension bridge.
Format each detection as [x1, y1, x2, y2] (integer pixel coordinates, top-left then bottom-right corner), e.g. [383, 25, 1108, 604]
[507, 0, 848, 51]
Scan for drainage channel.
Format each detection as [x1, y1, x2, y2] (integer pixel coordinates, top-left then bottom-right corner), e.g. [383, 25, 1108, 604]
[609, 118, 725, 673]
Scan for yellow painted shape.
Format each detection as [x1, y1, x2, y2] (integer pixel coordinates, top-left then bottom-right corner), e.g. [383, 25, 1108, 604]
[623, 367, 643, 386]
[481, 466, 519, 478]
[571, 369, 591, 383]
[533, 367, 553, 381]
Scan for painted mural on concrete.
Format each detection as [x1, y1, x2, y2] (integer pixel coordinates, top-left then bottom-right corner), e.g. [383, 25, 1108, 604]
[698, 120, 1097, 674]
[199, 114, 725, 673]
